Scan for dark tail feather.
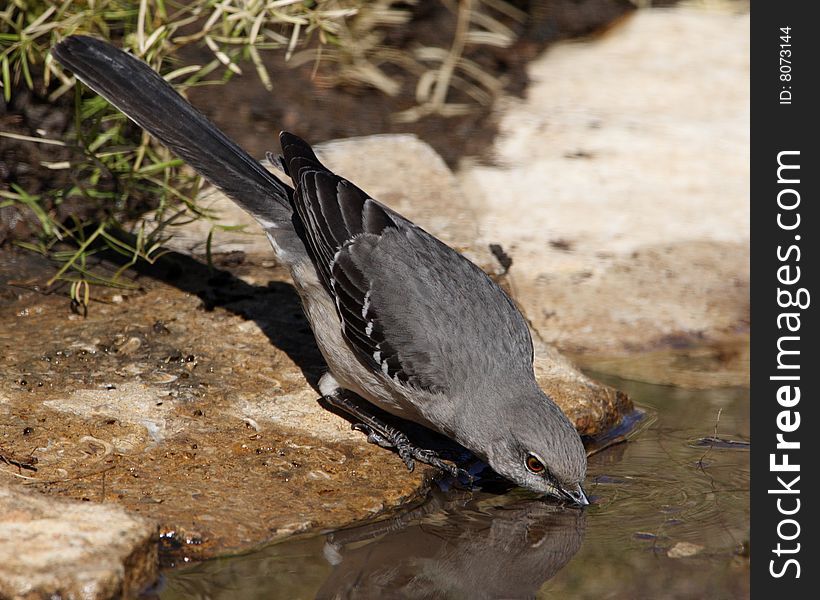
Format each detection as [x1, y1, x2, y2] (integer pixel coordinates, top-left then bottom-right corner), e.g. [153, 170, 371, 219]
[52, 35, 293, 229]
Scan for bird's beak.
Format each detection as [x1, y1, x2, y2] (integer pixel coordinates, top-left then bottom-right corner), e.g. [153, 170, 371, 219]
[558, 484, 590, 507]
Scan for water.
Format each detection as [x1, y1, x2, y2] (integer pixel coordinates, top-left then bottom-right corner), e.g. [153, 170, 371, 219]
[152, 374, 750, 599]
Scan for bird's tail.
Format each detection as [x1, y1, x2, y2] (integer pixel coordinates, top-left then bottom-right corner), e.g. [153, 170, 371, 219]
[52, 35, 296, 238]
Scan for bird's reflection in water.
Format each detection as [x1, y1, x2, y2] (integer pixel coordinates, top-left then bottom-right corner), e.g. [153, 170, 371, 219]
[316, 488, 586, 600]
[155, 487, 586, 600]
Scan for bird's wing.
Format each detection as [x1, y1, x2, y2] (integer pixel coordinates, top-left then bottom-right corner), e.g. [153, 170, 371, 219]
[280, 133, 534, 394]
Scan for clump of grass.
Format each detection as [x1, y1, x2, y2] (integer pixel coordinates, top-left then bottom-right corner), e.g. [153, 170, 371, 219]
[1, 0, 522, 311]
[291, 0, 523, 121]
[0, 0, 370, 310]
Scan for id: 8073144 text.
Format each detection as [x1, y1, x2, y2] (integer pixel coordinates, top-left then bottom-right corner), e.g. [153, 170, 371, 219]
[779, 26, 792, 105]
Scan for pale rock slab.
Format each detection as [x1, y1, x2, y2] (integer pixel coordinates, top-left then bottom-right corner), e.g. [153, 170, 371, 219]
[0, 486, 157, 599]
[459, 8, 750, 354]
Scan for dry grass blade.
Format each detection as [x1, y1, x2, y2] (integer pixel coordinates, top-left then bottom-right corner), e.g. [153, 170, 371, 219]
[1, 0, 526, 305]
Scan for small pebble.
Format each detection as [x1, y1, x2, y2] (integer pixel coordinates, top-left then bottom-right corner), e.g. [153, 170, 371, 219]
[668, 542, 704, 558]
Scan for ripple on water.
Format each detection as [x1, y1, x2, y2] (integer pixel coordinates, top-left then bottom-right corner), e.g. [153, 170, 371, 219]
[585, 380, 749, 559]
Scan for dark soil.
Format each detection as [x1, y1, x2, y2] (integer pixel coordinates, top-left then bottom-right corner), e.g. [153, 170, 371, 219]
[181, 0, 635, 165]
[1, 89, 75, 245]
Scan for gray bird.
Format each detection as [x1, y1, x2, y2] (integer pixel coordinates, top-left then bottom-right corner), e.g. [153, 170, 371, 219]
[52, 35, 588, 506]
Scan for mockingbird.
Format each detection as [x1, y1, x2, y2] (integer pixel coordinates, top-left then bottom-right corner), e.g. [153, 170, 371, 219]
[53, 35, 589, 506]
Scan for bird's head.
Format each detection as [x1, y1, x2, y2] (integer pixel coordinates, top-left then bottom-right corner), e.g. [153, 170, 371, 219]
[465, 387, 589, 506]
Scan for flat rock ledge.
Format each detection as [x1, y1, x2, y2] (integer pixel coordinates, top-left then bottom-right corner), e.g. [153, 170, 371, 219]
[1, 235, 630, 570]
[0, 486, 157, 600]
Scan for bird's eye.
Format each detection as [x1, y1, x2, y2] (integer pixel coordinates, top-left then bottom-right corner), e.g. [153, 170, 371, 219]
[525, 454, 545, 474]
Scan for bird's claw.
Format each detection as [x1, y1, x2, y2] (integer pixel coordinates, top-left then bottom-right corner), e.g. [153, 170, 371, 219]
[352, 423, 394, 449]
[397, 443, 417, 472]
[351, 420, 468, 480]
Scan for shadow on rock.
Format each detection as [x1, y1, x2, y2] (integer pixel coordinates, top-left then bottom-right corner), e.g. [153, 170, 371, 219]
[102, 240, 326, 388]
[99, 233, 479, 472]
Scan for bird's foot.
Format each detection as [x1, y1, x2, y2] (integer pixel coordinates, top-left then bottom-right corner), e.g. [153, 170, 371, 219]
[351, 422, 394, 449]
[353, 423, 469, 481]
[323, 392, 471, 482]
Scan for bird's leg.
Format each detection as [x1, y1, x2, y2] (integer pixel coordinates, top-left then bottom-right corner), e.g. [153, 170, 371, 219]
[323, 390, 468, 480]
[350, 423, 394, 449]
